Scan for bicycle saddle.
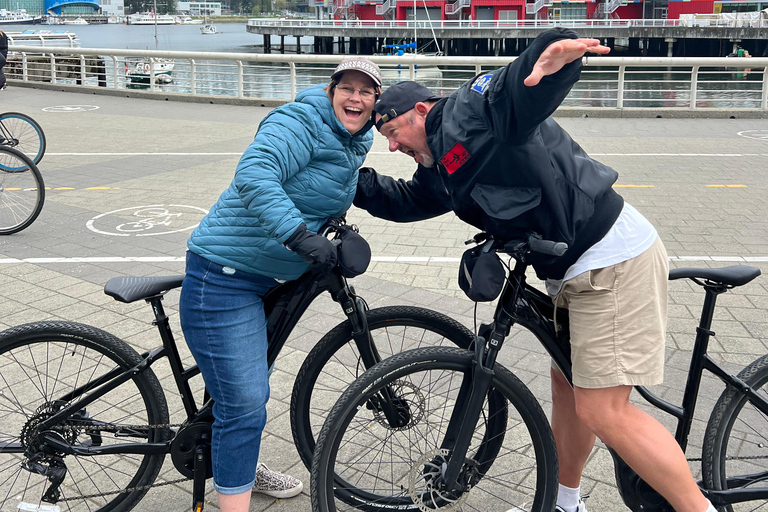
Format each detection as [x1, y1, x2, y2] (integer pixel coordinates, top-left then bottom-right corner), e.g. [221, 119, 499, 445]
[669, 266, 761, 287]
[104, 275, 185, 303]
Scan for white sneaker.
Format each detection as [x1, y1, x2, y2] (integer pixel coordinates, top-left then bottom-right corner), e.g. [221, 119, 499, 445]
[506, 496, 587, 512]
[252, 463, 303, 499]
[556, 498, 588, 512]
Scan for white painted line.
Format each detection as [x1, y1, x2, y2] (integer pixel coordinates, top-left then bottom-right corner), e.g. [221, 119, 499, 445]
[44, 152, 768, 158]
[0, 256, 763, 265]
[47, 152, 243, 156]
[368, 152, 768, 157]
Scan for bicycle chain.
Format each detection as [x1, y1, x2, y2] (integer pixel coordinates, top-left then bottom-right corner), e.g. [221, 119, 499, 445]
[40, 421, 195, 502]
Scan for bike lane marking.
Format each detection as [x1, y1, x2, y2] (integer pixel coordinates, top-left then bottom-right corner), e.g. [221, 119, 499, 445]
[86, 204, 208, 237]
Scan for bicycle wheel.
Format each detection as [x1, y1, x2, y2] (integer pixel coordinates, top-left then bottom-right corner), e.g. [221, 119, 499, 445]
[0, 321, 170, 512]
[311, 346, 558, 512]
[0, 112, 46, 164]
[291, 306, 474, 471]
[702, 354, 768, 512]
[0, 146, 45, 235]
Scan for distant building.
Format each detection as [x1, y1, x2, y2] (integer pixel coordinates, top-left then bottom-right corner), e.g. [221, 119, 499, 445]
[98, 0, 123, 16]
[331, 0, 766, 20]
[176, 0, 221, 15]
[0, 0, 99, 15]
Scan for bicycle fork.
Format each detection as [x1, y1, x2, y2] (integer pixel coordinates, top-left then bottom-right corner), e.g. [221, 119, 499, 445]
[330, 277, 409, 428]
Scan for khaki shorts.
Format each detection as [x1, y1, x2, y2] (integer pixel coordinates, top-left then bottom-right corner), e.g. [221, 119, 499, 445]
[553, 237, 668, 389]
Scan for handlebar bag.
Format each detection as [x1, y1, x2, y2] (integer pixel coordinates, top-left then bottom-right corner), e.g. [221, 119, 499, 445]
[458, 246, 505, 302]
[337, 226, 371, 278]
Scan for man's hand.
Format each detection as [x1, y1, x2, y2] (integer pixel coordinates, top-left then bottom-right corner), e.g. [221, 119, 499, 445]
[524, 38, 611, 87]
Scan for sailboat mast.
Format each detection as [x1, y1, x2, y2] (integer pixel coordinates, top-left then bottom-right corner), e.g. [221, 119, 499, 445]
[153, 0, 158, 50]
[413, 0, 416, 53]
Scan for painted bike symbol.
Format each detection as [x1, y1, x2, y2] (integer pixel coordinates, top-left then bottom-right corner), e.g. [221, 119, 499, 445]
[115, 207, 183, 233]
[41, 105, 100, 113]
[86, 204, 208, 237]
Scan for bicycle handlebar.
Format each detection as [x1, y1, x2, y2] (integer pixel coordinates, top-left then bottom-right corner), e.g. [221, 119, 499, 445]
[467, 232, 569, 260]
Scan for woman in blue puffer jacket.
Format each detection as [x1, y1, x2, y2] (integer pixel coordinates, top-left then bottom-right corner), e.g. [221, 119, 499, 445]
[179, 57, 382, 512]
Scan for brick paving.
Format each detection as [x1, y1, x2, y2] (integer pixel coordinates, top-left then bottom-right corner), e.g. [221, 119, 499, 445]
[0, 87, 766, 511]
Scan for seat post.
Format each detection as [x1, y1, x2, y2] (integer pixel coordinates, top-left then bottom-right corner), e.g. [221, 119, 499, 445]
[674, 284, 725, 448]
[149, 295, 198, 418]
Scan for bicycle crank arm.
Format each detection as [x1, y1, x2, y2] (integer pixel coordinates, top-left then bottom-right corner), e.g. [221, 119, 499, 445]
[39, 432, 168, 456]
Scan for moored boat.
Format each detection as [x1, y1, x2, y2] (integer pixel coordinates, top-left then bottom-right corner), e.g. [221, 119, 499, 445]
[125, 57, 174, 84]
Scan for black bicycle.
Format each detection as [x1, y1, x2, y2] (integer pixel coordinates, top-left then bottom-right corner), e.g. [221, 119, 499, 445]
[0, 111, 46, 165]
[0, 144, 45, 234]
[0, 221, 474, 512]
[310, 232, 765, 512]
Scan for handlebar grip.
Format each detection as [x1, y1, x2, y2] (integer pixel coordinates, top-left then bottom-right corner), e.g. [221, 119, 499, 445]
[529, 238, 569, 257]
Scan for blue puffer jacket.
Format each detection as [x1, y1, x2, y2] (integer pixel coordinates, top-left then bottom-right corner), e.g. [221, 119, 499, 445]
[188, 84, 374, 280]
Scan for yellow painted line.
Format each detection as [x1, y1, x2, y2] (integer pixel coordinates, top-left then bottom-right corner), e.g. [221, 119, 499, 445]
[85, 187, 112, 190]
[613, 185, 655, 188]
[706, 184, 747, 188]
[53, 187, 75, 190]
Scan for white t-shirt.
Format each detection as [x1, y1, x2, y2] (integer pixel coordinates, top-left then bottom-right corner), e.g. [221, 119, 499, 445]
[545, 202, 658, 296]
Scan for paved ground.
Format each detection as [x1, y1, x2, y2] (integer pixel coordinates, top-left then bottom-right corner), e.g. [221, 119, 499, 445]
[0, 87, 767, 511]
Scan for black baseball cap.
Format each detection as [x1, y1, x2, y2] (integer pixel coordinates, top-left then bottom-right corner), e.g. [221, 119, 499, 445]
[374, 81, 442, 131]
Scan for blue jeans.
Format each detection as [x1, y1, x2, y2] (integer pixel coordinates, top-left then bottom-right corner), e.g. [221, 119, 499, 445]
[179, 251, 279, 494]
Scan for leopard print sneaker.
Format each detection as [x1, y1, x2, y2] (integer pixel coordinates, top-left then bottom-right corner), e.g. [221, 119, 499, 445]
[252, 463, 303, 499]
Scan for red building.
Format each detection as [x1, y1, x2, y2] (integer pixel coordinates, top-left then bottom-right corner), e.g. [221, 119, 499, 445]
[331, 0, 722, 20]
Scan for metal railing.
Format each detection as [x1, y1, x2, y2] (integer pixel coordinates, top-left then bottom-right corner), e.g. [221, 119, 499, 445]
[445, 0, 470, 16]
[7, 46, 768, 111]
[376, 0, 396, 17]
[246, 17, 768, 29]
[596, 0, 624, 17]
[525, 0, 554, 15]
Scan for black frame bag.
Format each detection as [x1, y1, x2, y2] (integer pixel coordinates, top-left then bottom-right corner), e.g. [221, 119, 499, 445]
[336, 226, 371, 278]
[458, 246, 506, 302]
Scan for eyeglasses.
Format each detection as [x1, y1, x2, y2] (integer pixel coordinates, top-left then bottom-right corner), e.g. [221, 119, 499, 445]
[335, 84, 376, 101]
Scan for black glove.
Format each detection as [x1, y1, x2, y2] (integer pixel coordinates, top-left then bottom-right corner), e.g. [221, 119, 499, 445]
[285, 224, 338, 274]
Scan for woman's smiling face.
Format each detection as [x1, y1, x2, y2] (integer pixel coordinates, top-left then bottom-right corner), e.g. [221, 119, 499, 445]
[332, 70, 378, 135]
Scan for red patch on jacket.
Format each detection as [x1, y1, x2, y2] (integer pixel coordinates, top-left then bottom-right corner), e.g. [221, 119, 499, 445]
[441, 142, 470, 175]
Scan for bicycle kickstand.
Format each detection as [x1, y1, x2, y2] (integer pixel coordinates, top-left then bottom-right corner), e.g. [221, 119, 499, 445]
[192, 443, 208, 512]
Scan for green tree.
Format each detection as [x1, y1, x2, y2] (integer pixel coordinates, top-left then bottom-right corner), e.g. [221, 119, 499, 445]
[273, 0, 285, 10]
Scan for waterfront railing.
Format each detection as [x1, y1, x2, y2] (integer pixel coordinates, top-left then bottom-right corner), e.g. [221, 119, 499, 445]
[8, 45, 768, 111]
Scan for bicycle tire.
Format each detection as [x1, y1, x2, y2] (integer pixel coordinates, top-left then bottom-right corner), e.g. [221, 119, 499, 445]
[310, 346, 559, 512]
[0, 145, 45, 235]
[290, 306, 474, 471]
[0, 321, 170, 512]
[702, 354, 768, 512]
[0, 112, 46, 164]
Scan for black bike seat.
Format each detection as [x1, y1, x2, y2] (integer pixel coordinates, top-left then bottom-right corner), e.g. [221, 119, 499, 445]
[104, 275, 184, 303]
[669, 266, 761, 287]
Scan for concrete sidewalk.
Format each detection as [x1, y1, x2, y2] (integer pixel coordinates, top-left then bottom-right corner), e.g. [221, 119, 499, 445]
[0, 87, 766, 511]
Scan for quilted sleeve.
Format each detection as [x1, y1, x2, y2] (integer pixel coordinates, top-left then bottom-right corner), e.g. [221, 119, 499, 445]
[233, 104, 319, 244]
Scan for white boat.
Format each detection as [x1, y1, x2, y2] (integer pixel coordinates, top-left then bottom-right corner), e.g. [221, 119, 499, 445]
[0, 9, 35, 24]
[176, 15, 202, 24]
[125, 57, 174, 84]
[200, 23, 217, 34]
[62, 17, 88, 25]
[127, 13, 176, 25]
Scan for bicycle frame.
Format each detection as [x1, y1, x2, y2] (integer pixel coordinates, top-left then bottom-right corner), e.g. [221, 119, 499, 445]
[0, 119, 17, 147]
[437, 249, 768, 508]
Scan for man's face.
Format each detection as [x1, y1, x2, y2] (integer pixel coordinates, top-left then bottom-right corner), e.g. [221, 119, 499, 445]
[377, 108, 434, 167]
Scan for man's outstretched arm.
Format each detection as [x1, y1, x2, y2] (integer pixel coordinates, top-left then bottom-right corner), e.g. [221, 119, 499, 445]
[354, 166, 452, 222]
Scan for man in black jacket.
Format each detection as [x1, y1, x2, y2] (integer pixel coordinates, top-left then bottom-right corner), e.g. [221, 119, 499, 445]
[355, 29, 714, 512]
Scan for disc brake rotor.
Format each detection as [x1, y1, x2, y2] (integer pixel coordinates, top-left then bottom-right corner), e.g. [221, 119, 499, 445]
[407, 448, 469, 511]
